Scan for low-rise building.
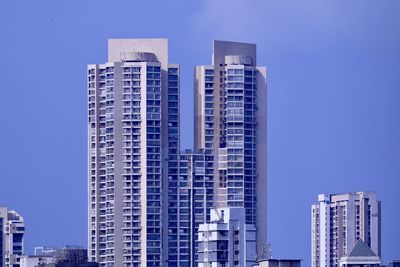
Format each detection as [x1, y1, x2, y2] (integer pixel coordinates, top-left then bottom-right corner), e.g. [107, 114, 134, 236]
[34, 247, 58, 257]
[20, 255, 55, 267]
[197, 207, 256, 267]
[21, 246, 98, 267]
[252, 259, 301, 267]
[339, 239, 381, 267]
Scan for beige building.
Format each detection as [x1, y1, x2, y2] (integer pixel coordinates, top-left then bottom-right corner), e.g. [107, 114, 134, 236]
[194, 40, 267, 249]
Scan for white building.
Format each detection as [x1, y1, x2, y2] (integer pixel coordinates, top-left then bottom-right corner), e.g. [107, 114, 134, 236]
[311, 192, 381, 267]
[34, 247, 57, 256]
[197, 207, 256, 267]
[0, 207, 25, 267]
[19, 255, 55, 267]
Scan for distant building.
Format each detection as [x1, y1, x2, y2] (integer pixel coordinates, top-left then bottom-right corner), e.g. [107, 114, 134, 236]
[197, 207, 256, 267]
[21, 247, 97, 267]
[387, 261, 400, 267]
[252, 259, 301, 267]
[20, 255, 55, 267]
[0, 207, 25, 267]
[34, 247, 58, 257]
[52, 246, 88, 265]
[311, 192, 381, 267]
[338, 239, 381, 267]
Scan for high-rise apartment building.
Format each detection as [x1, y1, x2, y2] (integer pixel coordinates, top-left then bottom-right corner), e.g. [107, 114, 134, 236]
[87, 39, 267, 267]
[311, 192, 381, 267]
[87, 39, 179, 267]
[0, 207, 25, 267]
[197, 207, 257, 267]
[194, 41, 267, 248]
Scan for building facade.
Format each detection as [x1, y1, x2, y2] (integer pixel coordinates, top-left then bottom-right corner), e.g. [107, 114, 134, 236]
[87, 39, 179, 267]
[0, 207, 24, 267]
[311, 192, 381, 267]
[194, 40, 267, 249]
[197, 207, 256, 267]
[168, 150, 209, 266]
[167, 150, 215, 267]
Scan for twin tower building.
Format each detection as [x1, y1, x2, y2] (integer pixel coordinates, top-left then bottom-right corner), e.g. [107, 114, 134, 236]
[87, 39, 267, 267]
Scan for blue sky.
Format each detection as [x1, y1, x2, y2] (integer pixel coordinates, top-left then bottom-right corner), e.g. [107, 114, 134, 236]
[0, 0, 399, 265]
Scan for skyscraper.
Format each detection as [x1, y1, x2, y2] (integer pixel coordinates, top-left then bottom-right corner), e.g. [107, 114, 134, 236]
[311, 192, 381, 267]
[87, 39, 179, 267]
[0, 207, 25, 267]
[88, 39, 267, 267]
[194, 40, 267, 248]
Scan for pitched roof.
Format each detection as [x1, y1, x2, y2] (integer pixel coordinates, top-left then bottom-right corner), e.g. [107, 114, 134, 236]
[348, 239, 377, 257]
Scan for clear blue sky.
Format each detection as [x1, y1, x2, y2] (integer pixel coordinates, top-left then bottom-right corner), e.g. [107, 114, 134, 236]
[0, 0, 399, 265]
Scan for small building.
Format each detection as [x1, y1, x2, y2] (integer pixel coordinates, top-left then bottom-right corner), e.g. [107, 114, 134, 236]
[197, 207, 257, 267]
[21, 246, 98, 267]
[34, 247, 58, 257]
[253, 259, 301, 267]
[20, 255, 56, 267]
[339, 239, 381, 267]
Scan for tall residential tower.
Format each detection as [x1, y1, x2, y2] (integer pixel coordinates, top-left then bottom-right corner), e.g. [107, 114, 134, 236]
[194, 41, 267, 248]
[88, 39, 179, 267]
